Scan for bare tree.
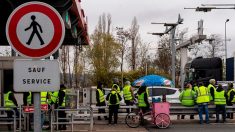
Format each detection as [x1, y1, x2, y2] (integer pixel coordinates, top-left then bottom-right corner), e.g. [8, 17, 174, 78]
[128, 17, 139, 70]
[154, 35, 171, 74]
[204, 34, 224, 58]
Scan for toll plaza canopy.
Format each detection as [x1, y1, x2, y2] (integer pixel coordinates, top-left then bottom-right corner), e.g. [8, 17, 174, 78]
[0, 0, 89, 46]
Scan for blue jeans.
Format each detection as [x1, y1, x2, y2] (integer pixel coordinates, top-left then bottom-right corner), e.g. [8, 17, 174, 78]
[216, 105, 226, 122]
[198, 104, 209, 124]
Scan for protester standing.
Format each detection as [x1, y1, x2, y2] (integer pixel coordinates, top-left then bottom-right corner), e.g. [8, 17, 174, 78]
[214, 84, 227, 123]
[123, 81, 134, 113]
[96, 82, 108, 120]
[106, 87, 122, 124]
[196, 82, 210, 124]
[226, 83, 235, 119]
[137, 86, 150, 114]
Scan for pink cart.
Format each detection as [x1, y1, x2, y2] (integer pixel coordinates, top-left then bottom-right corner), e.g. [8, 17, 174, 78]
[152, 102, 171, 128]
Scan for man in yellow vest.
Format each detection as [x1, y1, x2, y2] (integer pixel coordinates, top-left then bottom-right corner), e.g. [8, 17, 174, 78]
[214, 84, 227, 123]
[179, 82, 196, 119]
[208, 79, 216, 102]
[226, 83, 235, 119]
[58, 84, 67, 130]
[4, 86, 19, 131]
[208, 79, 216, 118]
[96, 82, 108, 120]
[196, 82, 210, 124]
[123, 81, 134, 113]
[106, 87, 122, 124]
[137, 86, 150, 114]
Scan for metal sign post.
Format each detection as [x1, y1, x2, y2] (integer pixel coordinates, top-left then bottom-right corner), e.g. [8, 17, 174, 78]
[34, 93, 41, 132]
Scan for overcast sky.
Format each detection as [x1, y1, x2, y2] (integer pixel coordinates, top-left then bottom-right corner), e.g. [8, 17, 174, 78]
[81, 0, 235, 58]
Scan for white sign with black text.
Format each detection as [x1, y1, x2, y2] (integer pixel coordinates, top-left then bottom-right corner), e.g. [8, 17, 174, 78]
[14, 59, 60, 92]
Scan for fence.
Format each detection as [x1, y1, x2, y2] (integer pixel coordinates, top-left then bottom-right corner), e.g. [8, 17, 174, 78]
[0, 107, 17, 132]
[51, 106, 93, 132]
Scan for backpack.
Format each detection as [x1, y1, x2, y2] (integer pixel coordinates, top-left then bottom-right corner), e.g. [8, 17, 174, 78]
[109, 93, 117, 105]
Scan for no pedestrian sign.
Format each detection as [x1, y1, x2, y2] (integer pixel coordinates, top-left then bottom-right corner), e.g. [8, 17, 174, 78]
[14, 59, 60, 92]
[6, 2, 65, 58]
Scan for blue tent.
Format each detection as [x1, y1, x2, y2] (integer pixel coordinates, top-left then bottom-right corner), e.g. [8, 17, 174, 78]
[132, 74, 172, 87]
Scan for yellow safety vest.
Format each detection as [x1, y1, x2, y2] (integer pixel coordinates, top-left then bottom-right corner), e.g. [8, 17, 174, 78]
[41, 92, 47, 104]
[108, 91, 120, 105]
[196, 86, 210, 104]
[4, 91, 16, 108]
[214, 90, 226, 105]
[208, 84, 216, 101]
[97, 89, 105, 103]
[112, 84, 121, 93]
[27, 92, 32, 105]
[180, 89, 195, 106]
[61, 89, 66, 107]
[138, 92, 147, 107]
[123, 85, 132, 101]
[227, 89, 235, 103]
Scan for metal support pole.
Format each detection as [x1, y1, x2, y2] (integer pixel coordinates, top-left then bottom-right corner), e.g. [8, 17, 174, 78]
[171, 28, 176, 87]
[34, 92, 41, 132]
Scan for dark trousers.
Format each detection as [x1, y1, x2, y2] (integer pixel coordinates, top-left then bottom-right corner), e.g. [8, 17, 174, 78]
[108, 105, 119, 124]
[58, 107, 66, 130]
[6, 108, 19, 130]
[216, 105, 226, 122]
[97, 102, 107, 120]
[125, 100, 133, 113]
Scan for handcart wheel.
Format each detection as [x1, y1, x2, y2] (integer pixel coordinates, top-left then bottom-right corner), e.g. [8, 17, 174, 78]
[125, 112, 141, 128]
[155, 113, 170, 128]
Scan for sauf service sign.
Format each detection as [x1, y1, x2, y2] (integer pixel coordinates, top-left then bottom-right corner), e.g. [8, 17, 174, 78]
[14, 60, 60, 92]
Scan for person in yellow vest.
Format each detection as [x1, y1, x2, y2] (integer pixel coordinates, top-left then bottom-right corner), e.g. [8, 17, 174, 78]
[208, 79, 216, 118]
[106, 87, 122, 124]
[123, 81, 134, 113]
[96, 82, 108, 120]
[4, 86, 19, 131]
[58, 84, 67, 130]
[208, 79, 216, 102]
[214, 84, 227, 123]
[196, 82, 210, 124]
[226, 83, 235, 119]
[137, 86, 150, 114]
[179, 82, 196, 119]
[112, 78, 121, 94]
[46, 91, 58, 130]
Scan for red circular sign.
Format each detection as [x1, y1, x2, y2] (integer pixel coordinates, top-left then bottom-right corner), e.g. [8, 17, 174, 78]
[6, 2, 65, 58]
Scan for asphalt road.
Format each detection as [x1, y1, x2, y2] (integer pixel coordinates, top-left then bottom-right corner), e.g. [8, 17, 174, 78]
[146, 123, 235, 132]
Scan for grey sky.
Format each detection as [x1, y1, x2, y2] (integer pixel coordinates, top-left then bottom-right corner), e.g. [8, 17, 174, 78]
[81, 0, 235, 58]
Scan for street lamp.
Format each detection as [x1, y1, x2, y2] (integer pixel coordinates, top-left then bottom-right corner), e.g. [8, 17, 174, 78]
[225, 19, 229, 60]
[225, 19, 229, 81]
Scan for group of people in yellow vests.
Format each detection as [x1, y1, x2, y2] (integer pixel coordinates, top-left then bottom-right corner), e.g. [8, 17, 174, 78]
[3, 84, 67, 130]
[96, 78, 150, 124]
[179, 79, 235, 124]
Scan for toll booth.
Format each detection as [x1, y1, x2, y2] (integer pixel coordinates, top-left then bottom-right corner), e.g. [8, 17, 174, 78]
[0, 57, 24, 107]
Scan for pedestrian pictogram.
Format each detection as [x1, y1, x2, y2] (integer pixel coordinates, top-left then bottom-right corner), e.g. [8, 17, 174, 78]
[6, 2, 65, 58]
[25, 15, 45, 45]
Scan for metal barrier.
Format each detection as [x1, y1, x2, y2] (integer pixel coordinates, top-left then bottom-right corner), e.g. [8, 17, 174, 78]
[51, 106, 93, 132]
[170, 105, 235, 115]
[0, 107, 17, 132]
[91, 105, 137, 117]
